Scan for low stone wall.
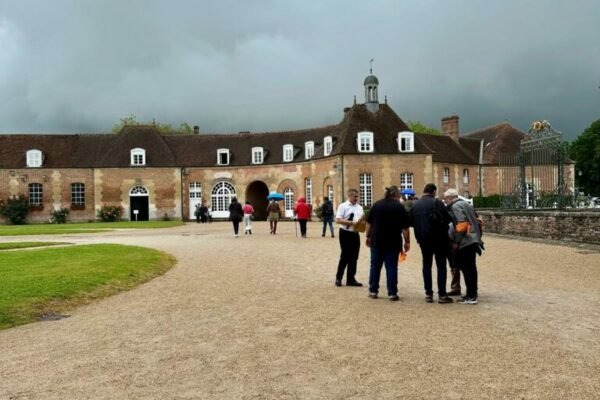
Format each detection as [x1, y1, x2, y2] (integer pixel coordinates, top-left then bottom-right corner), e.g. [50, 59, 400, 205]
[478, 209, 600, 245]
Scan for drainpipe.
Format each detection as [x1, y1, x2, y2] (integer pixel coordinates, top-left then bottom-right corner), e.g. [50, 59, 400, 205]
[478, 139, 484, 196]
[180, 167, 185, 221]
[340, 155, 345, 202]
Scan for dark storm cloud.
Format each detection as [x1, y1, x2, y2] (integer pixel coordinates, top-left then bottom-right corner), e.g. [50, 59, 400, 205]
[0, 0, 598, 139]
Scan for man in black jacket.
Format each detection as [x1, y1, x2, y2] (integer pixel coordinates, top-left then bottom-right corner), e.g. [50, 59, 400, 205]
[410, 183, 453, 304]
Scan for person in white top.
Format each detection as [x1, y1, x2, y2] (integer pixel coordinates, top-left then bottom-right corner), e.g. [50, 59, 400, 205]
[334, 188, 364, 287]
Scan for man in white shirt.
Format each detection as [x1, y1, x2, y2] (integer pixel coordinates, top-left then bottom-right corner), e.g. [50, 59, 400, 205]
[334, 188, 364, 287]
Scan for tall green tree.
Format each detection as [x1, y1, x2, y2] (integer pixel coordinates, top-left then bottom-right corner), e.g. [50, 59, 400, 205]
[569, 118, 600, 195]
[407, 120, 440, 135]
[112, 114, 193, 135]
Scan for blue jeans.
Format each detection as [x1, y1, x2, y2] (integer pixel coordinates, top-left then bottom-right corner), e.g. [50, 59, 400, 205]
[322, 216, 334, 236]
[368, 247, 401, 296]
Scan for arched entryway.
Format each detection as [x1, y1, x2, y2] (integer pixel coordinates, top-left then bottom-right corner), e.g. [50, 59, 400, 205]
[245, 181, 269, 220]
[129, 186, 149, 221]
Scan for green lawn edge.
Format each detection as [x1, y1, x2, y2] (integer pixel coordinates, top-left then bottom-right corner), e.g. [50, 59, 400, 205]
[0, 220, 184, 236]
[0, 242, 71, 250]
[0, 244, 177, 329]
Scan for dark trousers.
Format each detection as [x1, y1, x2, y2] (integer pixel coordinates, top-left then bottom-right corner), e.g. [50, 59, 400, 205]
[448, 245, 462, 293]
[369, 247, 401, 296]
[456, 243, 478, 298]
[322, 216, 334, 236]
[232, 221, 240, 235]
[298, 219, 308, 237]
[336, 229, 360, 282]
[419, 240, 448, 296]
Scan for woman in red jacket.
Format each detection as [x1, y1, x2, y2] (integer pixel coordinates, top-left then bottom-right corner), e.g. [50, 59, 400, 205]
[294, 196, 312, 238]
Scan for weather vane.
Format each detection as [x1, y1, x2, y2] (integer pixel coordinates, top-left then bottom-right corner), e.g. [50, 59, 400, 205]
[369, 58, 374, 74]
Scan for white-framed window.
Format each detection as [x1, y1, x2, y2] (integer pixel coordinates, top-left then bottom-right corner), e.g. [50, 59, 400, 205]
[400, 172, 414, 191]
[305, 141, 314, 159]
[398, 131, 414, 152]
[189, 182, 202, 199]
[283, 144, 294, 162]
[284, 187, 295, 217]
[217, 148, 230, 165]
[327, 185, 334, 205]
[26, 149, 43, 167]
[359, 173, 373, 206]
[324, 136, 333, 156]
[211, 181, 236, 218]
[29, 183, 43, 206]
[305, 178, 313, 205]
[357, 131, 374, 152]
[443, 167, 450, 184]
[130, 148, 146, 166]
[252, 147, 264, 164]
[71, 183, 85, 207]
[463, 169, 470, 184]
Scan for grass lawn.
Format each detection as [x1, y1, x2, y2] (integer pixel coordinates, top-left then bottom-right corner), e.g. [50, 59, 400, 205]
[0, 220, 183, 236]
[0, 244, 176, 329]
[0, 242, 70, 251]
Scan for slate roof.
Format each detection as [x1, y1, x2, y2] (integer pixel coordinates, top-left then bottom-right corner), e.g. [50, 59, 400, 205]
[0, 104, 523, 169]
[462, 122, 526, 164]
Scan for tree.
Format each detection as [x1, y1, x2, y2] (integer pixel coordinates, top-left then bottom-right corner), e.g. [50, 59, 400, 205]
[407, 120, 440, 135]
[569, 118, 600, 196]
[112, 114, 194, 135]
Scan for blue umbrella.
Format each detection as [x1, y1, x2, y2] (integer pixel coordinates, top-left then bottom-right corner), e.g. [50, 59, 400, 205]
[266, 192, 285, 201]
[400, 189, 416, 196]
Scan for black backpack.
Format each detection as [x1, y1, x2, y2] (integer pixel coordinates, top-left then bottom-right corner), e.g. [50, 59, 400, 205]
[321, 202, 333, 217]
[428, 200, 448, 232]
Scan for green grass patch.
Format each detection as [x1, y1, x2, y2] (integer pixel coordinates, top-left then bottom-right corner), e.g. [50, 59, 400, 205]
[0, 242, 70, 251]
[0, 220, 183, 236]
[0, 244, 176, 329]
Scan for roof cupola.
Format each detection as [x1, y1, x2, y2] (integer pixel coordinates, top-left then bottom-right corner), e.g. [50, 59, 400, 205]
[364, 58, 379, 113]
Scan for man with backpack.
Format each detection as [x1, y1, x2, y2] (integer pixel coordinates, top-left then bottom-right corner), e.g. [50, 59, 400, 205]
[410, 183, 454, 304]
[320, 197, 335, 238]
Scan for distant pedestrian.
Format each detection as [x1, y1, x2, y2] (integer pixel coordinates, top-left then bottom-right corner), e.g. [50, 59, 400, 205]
[334, 188, 364, 287]
[266, 199, 281, 234]
[444, 188, 484, 305]
[294, 197, 311, 238]
[411, 183, 454, 304]
[366, 186, 411, 301]
[199, 203, 209, 223]
[228, 197, 244, 238]
[243, 201, 254, 235]
[194, 203, 201, 223]
[320, 197, 335, 238]
[207, 206, 213, 223]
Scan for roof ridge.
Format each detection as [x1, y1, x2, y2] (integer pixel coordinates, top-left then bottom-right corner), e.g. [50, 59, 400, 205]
[463, 122, 511, 137]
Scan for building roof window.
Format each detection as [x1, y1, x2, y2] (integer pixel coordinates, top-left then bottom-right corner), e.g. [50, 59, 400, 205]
[324, 136, 333, 156]
[217, 148, 230, 165]
[130, 148, 146, 166]
[283, 144, 294, 162]
[26, 149, 43, 168]
[357, 131, 374, 153]
[305, 141, 314, 159]
[398, 131, 414, 152]
[252, 147, 264, 164]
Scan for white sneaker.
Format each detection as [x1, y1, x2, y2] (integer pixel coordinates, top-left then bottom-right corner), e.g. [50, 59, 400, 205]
[234, 234, 239, 238]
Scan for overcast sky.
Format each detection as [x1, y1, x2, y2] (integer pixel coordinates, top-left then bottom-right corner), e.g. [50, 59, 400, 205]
[0, 0, 598, 140]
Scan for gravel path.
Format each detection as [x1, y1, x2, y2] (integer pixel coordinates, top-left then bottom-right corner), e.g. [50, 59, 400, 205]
[1, 222, 599, 399]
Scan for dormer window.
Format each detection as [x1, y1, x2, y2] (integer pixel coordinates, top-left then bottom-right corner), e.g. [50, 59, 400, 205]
[305, 141, 314, 159]
[217, 148, 230, 165]
[283, 144, 294, 162]
[324, 136, 333, 156]
[357, 132, 374, 152]
[26, 149, 43, 167]
[252, 147, 264, 164]
[398, 131, 414, 152]
[130, 148, 146, 166]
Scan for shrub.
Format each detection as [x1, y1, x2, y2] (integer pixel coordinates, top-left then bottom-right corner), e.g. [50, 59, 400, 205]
[0, 195, 29, 225]
[50, 207, 70, 224]
[473, 194, 502, 208]
[97, 205, 124, 222]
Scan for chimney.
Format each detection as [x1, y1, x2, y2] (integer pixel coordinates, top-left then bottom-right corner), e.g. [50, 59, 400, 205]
[441, 115, 460, 142]
[193, 125, 200, 134]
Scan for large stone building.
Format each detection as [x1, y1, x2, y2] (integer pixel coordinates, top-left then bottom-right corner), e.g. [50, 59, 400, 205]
[0, 73, 558, 222]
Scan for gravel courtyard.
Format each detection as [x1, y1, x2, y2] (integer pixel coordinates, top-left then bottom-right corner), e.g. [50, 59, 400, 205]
[1, 221, 599, 399]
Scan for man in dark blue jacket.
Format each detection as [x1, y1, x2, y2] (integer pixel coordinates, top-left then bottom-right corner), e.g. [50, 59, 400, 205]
[411, 183, 454, 304]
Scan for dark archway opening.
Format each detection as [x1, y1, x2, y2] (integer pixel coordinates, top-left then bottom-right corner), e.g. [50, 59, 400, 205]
[245, 181, 269, 220]
[130, 196, 149, 221]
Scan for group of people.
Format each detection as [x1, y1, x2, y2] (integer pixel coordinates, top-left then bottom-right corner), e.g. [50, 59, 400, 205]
[227, 198, 283, 237]
[194, 203, 212, 223]
[335, 184, 483, 305]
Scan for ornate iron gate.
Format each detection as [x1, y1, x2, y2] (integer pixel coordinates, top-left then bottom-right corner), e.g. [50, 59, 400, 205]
[499, 121, 571, 208]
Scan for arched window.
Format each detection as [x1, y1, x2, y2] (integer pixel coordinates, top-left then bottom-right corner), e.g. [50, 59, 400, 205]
[130, 148, 146, 166]
[26, 149, 43, 167]
[130, 186, 149, 196]
[284, 187, 295, 217]
[211, 181, 236, 218]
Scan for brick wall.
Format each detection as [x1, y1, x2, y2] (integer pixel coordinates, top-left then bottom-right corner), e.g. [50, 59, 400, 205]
[478, 209, 600, 245]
